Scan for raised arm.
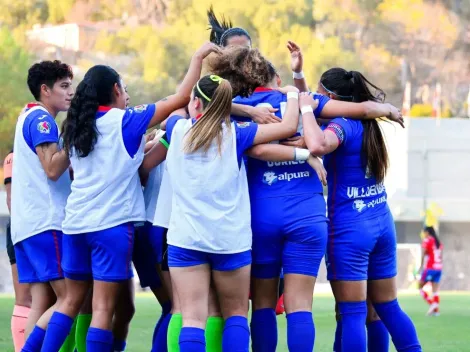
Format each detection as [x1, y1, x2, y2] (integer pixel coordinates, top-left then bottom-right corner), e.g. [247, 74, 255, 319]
[147, 43, 221, 128]
[252, 87, 299, 145]
[288, 41, 309, 93]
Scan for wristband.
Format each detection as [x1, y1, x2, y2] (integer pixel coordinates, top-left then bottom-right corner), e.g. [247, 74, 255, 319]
[301, 105, 314, 115]
[287, 91, 299, 100]
[159, 138, 169, 149]
[293, 71, 305, 79]
[294, 148, 310, 161]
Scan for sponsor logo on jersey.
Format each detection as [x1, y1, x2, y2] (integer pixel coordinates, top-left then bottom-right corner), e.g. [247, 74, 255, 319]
[134, 104, 148, 113]
[237, 121, 250, 128]
[353, 200, 367, 212]
[37, 121, 51, 134]
[347, 183, 385, 199]
[262, 170, 310, 186]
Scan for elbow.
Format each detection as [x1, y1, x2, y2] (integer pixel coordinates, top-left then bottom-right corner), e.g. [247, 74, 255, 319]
[306, 141, 326, 156]
[46, 170, 60, 181]
[248, 145, 268, 159]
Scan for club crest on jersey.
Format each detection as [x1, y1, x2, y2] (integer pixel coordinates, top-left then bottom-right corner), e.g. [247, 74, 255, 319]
[134, 104, 148, 113]
[353, 200, 367, 213]
[237, 122, 250, 128]
[37, 121, 51, 134]
[262, 171, 278, 186]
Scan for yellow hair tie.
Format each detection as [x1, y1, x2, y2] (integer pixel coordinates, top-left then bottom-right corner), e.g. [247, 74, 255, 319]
[196, 75, 224, 102]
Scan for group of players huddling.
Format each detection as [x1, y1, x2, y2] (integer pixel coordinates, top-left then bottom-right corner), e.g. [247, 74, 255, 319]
[4, 6, 446, 352]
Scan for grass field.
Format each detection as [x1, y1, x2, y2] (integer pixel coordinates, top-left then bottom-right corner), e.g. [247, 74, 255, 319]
[0, 293, 468, 351]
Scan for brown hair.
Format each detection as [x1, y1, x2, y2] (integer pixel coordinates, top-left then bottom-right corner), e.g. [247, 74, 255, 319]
[208, 46, 276, 97]
[184, 75, 233, 154]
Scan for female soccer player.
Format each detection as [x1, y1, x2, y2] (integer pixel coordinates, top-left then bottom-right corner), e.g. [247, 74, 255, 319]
[209, 45, 403, 352]
[33, 42, 219, 352]
[11, 60, 74, 352]
[418, 226, 443, 316]
[162, 73, 300, 351]
[300, 68, 422, 352]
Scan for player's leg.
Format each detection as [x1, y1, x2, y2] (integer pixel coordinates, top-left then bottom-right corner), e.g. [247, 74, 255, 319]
[327, 219, 372, 352]
[250, 198, 282, 352]
[282, 194, 327, 352]
[111, 279, 135, 351]
[75, 289, 93, 352]
[168, 245, 211, 351]
[368, 212, 422, 352]
[8, 224, 32, 352]
[211, 251, 251, 352]
[205, 284, 223, 352]
[418, 272, 432, 305]
[86, 223, 135, 352]
[427, 271, 442, 316]
[276, 270, 285, 315]
[366, 299, 389, 352]
[40, 232, 92, 352]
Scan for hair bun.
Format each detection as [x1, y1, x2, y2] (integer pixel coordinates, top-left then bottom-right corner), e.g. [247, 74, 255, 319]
[345, 71, 353, 80]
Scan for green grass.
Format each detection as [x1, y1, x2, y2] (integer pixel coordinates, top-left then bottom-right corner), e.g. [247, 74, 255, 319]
[0, 293, 468, 351]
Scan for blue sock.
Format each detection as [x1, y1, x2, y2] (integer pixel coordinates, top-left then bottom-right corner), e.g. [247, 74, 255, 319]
[179, 327, 205, 352]
[333, 320, 342, 352]
[223, 316, 250, 352]
[151, 301, 172, 350]
[113, 338, 126, 351]
[86, 327, 113, 352]
[153, 312, 172, 352]
[367, 320, 389, 352]
[22, 326, 46, 352]
[338, 301, 367, 352]
[250, 308, 277, 352]
[286, 311, 315, 352]
[40, 312, 74, 352]
[373, 299, 422, 352]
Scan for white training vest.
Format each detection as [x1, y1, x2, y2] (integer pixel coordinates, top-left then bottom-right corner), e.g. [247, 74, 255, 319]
[144, 130, 165, 222]
[62, 108, 146, 234]
[152, 161, 172, 228]
[166, 119, 252, 254]
[11, 106, 71, 244]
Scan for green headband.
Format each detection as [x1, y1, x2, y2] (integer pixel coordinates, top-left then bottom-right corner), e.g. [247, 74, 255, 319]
[196, 75, 224, 102]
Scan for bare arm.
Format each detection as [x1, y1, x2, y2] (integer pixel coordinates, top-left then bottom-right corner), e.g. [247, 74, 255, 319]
[139, 142, 168, 187]
[147, 43, 220, 128]
[287, 41, 309, 92]
[36, 143, 70, 181]
[252, 87, 299, 145]
[319, 100, 404, 128]
[5, 183, 11, 214]
[231, 104, 281, 124]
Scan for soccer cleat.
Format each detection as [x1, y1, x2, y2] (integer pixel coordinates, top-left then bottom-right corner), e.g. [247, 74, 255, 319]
[275, 294, 285, 315]
[427, 303, 439, 316]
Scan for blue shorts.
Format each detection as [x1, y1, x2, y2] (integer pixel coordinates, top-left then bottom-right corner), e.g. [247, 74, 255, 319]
[326, 211, 397, 281]
[133, 222, 163, 288]
[421, 269, 442, 283]
[168, 245, 251, 271]
[62, 223, 134, 282]
[250, 193, 328, 278]
[14, 230, 64, 284]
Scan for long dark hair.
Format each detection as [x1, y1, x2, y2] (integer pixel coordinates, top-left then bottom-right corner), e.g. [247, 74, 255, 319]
[320, 68, 389, 183]
[61, 65, 121, 157]
[424, 226, 441, 248]
[207, 6, 251, 47]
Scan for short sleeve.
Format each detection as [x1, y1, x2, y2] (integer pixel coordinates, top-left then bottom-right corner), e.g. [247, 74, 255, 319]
[325, 117, 354, 145]
[3, 152, 13, 185]
[311, 93, 330, 117]
[165, 115, 185, 144]
[122, 104, 157, 157]
[235, 121, 258, 165]
[26, 111, 59, 148]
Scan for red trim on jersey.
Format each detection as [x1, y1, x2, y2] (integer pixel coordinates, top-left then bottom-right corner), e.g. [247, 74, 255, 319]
[254, 87, 274, 93]
[26, 103, 40, 109]
[126, 223, 133, 278]
[195, 114, 203, 120]
[97, 106, 112, 112]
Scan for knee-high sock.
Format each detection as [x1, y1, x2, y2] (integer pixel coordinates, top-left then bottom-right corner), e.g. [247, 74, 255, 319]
[205, 316, 224, 352]
[338, 302, 367, 352]
[12, 305, 30, 352]
[286, 311, 315, 352]
[367, 320, 389, 352]
[75, 314, 92, 352]
[251, 308, 277, 352]
[167, 313, 183, 352]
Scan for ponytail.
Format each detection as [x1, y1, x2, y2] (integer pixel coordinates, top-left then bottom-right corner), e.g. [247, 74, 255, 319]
[184, 75, 233, 154]
[320, 68, 389, 182]
[207, 6, 251, 47]
[61, 65, 121, 158]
